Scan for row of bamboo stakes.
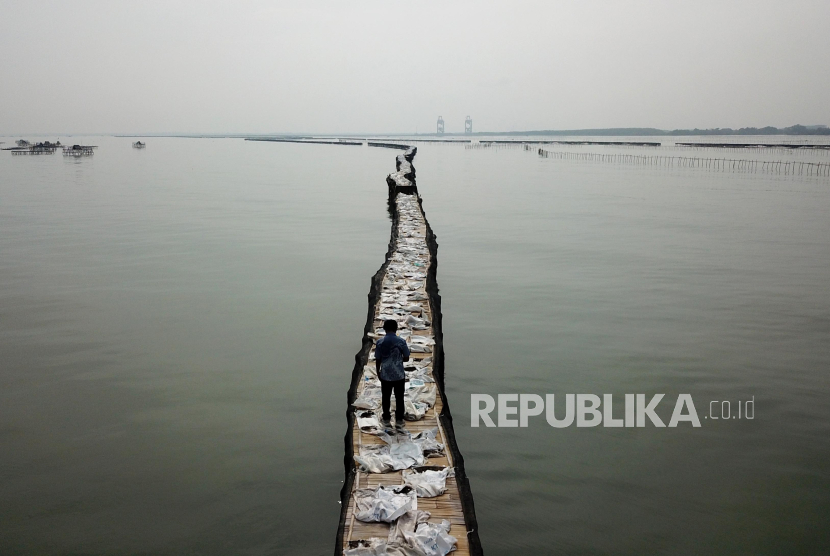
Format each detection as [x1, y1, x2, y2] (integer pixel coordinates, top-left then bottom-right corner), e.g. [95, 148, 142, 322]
[672, 145, 830, 156]
[533, 147, 830, 177]
[464, 142, 830, 157]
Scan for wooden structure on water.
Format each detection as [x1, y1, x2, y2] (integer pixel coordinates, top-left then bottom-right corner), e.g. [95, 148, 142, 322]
[250, 136, 482, 554]
[9, 146, 56, 155]
[404, 139, 471, 143]
[4, 141, 61, 155]
[62, 145, 96, 157]
[3, 141, 99, 158]
[245, 137, 363, 146]
[335, 147, 482, 555]
[367, 141, 410, 150]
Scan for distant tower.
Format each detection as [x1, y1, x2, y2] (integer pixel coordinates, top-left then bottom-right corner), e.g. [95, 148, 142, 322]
[437, 116, 445, 135]
[465, 116, 472, 134]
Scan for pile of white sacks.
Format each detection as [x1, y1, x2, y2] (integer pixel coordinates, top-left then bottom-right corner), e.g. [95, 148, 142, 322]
[353, 192, 439, 433]
[386, 150, 416, 189]
[346, 192, 458, 556]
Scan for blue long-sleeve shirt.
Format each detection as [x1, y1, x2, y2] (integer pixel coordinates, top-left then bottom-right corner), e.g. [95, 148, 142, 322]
[375, 333, 410, 382]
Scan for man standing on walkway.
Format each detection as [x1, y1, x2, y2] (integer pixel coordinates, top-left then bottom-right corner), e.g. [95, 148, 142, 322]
[375, 319, 410, 433]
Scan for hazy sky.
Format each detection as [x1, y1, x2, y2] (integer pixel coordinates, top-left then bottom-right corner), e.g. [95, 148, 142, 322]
[2, 0, 829, 135]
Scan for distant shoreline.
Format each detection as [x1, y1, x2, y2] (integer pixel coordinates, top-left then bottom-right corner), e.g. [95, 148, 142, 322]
[13, 124, 824, 139]
[470, 125, 829, 137]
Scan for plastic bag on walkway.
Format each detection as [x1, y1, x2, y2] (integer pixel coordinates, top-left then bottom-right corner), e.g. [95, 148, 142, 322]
[350, 515, 457, 556]
[353, 485, 417, 523]
[406, 380, 437, 407]
[377, 313, 399, 322]
[354, 439, 426, 473]
[344, 539, 431, 556]
[357, 411, 380, 430]
[388, 509, 431, 544]
[403, 520, 457, 556]
[403, 398, 429, 421]
[343, 538, 388, 556]
[387, 391, 427, 421]
[411, 428, 444, 458]
[405, 314, 425, 327]
[410, 336, 435, 346]
[356, 411, 388, 435]
[354, 385, 381, 410]
[402, 468, 455, 498]
[406, 368, 434, 383]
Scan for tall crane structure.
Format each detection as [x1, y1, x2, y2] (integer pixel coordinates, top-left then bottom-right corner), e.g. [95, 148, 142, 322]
[437, 116, 445, 134]
[465, 116, 472, 134]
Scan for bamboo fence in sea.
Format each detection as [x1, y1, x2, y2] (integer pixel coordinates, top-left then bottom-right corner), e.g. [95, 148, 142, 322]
[534, 147, 830, 177]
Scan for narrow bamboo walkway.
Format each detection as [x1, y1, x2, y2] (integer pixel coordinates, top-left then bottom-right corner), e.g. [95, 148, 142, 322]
[248, 138, 479, 554]
[341, 191, 471, 555]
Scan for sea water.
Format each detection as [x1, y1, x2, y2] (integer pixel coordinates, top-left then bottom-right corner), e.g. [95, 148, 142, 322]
[1, 136, 828, 554]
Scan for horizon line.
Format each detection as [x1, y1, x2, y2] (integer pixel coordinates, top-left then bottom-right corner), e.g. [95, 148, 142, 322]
[3, 124, 828, 138]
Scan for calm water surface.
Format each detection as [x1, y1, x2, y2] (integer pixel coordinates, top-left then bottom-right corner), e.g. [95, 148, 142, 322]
[1, 137, 828, 554]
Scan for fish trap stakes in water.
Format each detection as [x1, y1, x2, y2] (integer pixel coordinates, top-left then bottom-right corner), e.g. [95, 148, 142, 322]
[536, 148, 830, 177]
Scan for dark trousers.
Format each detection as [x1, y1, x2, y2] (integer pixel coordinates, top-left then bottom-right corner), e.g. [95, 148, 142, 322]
[381, 379, 405, 422]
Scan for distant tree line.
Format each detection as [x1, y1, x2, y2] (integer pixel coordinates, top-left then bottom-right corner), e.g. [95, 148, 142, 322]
[668, 125, 829, 136]
[490, 125, 829, 137]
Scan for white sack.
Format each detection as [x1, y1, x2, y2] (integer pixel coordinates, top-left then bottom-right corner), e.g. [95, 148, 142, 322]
[343, 538, 388, 556]
[388, 510, 431, 544]
[353, 386, 381, 410]
[403, 520, 457, 556]
[407, 380, 437, 406]
[411, 429, 445, 458]
[403, 398, 429, 421]
[402, 468, 455, 498]
[353, 485, 417, 523]
[354, 440, 426, 473]
[356, 411, 385, 435]
[410, 336, 435, 346]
